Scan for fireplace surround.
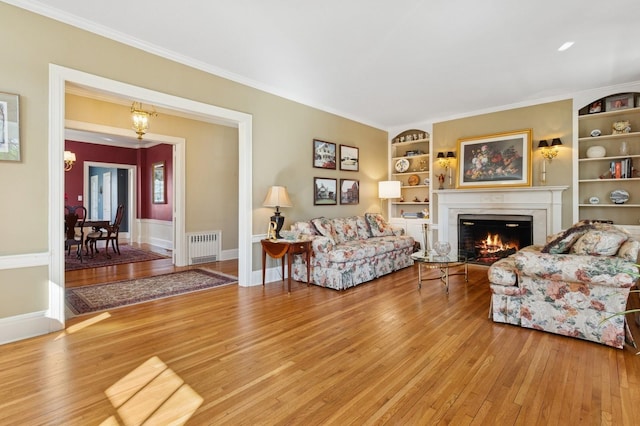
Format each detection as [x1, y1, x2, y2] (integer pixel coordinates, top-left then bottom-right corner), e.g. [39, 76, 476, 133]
[435, 186, 568, 259]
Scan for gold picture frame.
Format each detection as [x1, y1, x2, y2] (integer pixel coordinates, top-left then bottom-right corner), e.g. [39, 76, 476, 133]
[0, 92, 20, 162]
[457, 129, 532, 189]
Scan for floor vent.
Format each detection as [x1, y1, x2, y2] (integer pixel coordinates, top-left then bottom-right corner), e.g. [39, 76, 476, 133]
[187, 231, 221, 265]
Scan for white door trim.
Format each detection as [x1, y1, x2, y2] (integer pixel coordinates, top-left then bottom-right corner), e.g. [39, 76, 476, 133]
[49, 64, 253, 331]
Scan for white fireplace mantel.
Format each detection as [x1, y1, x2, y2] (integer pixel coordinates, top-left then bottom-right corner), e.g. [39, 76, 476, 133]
[435, 186, 568, 255]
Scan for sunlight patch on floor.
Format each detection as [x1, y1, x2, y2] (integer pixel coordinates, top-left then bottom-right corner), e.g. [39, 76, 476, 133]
[55, 312, 112, 339]
[102, 356, 203, 425]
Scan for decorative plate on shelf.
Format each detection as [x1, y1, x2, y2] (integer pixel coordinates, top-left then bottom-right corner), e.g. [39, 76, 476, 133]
[395, 158, 409, 173]
[408, 174, 420, 186]
[610, 189, 629, 204]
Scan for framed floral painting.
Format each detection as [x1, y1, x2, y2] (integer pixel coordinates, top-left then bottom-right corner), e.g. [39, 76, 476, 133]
[456, 129, 532, 188]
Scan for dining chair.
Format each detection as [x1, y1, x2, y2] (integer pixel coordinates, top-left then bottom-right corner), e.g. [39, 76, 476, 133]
[65, 205, 87, 262]
[86, 204, 125, 258]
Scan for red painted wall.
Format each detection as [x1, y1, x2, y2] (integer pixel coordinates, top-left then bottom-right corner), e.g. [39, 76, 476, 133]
[139, 144, 173, 221]
[64, 140, 173, 221]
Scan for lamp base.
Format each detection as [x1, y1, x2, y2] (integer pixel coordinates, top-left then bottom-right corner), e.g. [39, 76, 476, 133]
[271, 214, 285, 239]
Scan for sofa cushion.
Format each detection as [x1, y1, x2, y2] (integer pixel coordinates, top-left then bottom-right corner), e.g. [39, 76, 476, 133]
[541, 221, 594, 254]
[332, 217, 360, 244]
[311, 217, 337, 244]
[618, 239, 640, 262]
[571, 228, 629, 256]
[292, 221, 318, 236]
[364, 213, 394, 237]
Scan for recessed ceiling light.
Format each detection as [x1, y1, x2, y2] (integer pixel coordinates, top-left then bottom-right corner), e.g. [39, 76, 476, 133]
[558, 41, 574, 52]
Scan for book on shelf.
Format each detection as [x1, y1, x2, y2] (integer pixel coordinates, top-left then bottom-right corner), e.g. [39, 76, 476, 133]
[609, 158, 633, 179]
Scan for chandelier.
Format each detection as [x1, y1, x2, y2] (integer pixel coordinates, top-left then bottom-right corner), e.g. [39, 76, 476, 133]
[131, 102, 158, 140]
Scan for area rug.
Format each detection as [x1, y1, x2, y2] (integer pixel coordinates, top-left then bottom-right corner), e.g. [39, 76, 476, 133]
[65, 245, 170, 271]
[66, 269, 237, 315]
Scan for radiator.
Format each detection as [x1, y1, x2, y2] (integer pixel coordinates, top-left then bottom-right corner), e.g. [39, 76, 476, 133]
[187, 231, 221, 265]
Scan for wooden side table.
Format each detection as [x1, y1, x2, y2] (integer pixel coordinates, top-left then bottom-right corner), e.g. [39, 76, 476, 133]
[261, 239, 312, 292]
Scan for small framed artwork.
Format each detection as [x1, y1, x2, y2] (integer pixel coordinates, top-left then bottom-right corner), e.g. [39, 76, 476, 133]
[313, 139, 336, 169]
[340, 179, 359, 204]
[457, 129, 532, 189]
[605, 93, 634, 112]
[588, 99, 603, 114]
[339, 144, 359, 171]
[152, 161, 166, 204]
[0, 92, 20, 162]
[314, 177, 337, 205]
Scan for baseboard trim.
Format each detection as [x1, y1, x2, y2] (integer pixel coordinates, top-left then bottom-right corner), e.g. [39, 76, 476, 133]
[0, 311, 59, 345]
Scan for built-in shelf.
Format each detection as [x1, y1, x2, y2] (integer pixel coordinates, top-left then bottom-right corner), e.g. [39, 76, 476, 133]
[576, 95, 640, 228]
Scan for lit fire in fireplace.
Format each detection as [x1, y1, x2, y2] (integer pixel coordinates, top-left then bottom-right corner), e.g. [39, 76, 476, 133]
[475, 233, 519, 263]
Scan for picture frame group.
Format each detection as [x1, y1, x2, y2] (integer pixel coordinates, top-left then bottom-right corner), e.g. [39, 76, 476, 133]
[457, 129, 532, 189]
[587, 93, 636, 114]
[313, 139, 359, 172]
[312, 138, 360, 205]
[313, 177, 360, 205]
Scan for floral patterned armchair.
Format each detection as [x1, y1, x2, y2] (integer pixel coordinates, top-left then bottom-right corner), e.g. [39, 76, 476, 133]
[489, 221, 640, 348]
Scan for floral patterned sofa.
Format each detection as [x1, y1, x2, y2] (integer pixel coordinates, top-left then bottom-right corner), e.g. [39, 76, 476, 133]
[289, 213, 415, 290]
[488, 221, 640, 348]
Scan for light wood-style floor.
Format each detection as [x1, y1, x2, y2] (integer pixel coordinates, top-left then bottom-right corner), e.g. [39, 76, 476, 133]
[2, 248, 640, 425]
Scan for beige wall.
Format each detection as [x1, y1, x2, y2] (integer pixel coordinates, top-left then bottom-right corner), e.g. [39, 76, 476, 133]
[432, 99, 574, 228]
[0, 3, 387, 321]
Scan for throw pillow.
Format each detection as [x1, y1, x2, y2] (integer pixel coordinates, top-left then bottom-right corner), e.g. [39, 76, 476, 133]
[571, 228, 629, 256]
[332, 217, 359, 244]
[311, 217, 337, 244]
[618, 239, 640, 262]
[364, 212, 394, 237]
[355, 216, 371, 239]
[541, 220, 594, 254]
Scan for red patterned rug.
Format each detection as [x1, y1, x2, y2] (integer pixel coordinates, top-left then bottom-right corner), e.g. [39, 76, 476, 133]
[66, 269, 238, 315]
[65, 245, 170, 271]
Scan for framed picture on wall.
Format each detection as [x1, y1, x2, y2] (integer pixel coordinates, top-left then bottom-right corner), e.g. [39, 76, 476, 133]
[152, 161, 166, 204]
[313, 139, 336, 169]
[340, 179, 359, 204]
[339, 145, 359, 171]
[0, 92, 20, 162]
[314, 177, 337, 205]
[457, 129, 532, 189]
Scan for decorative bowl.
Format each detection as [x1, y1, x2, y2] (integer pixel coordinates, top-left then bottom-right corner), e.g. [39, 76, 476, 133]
[586, 146, 606, 158]
[433, 241, 451, 257]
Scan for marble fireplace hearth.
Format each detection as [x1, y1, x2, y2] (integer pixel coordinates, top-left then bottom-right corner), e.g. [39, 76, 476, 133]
[435, 186, 569, 258]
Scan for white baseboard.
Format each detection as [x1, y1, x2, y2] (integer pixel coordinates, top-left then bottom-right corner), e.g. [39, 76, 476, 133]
[0, 311, 59, 345]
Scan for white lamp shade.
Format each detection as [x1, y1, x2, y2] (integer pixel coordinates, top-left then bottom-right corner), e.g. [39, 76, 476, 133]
[63, 151, 76, 162]
[378, 181, 401, 199]
[263, 186, 293, 208]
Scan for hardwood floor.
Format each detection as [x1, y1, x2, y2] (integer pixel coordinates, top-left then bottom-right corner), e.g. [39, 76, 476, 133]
[1, 255, 640, 425]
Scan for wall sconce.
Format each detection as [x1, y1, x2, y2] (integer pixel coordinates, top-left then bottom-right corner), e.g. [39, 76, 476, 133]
[538, 138, 562, 161]
[263, 185, 293, 239]
[64, 150, 76, 171]
[436, 151, 456, 187]
[538, 138, 562, 184]
[131, 101, 158, 140]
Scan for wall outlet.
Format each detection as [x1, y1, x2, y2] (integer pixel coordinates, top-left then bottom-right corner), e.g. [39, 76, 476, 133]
[77, 195, 82, 201]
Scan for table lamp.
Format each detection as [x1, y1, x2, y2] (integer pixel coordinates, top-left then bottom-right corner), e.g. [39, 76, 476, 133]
[263, 186, 293, 239]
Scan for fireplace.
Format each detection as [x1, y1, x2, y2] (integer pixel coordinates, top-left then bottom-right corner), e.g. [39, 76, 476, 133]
[435, 186, 568, 259]
[458, 214, 533, 265]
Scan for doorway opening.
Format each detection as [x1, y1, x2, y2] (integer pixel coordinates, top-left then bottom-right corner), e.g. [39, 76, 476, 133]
[50, 65, 253, 331]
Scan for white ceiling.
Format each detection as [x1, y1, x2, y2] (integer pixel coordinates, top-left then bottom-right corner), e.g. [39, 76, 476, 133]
[9, 0, 640, 130]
